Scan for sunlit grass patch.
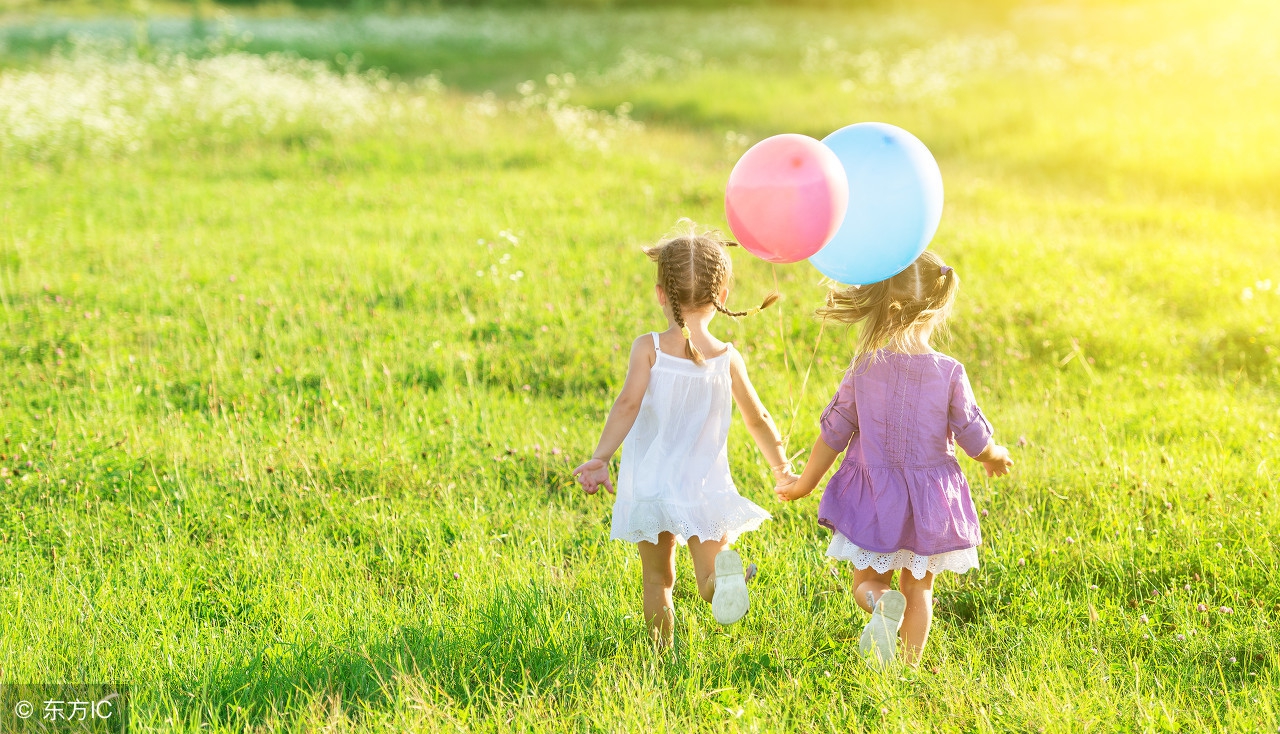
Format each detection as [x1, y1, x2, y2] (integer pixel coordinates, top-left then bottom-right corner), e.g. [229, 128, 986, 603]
[0, 1, 1278, 731]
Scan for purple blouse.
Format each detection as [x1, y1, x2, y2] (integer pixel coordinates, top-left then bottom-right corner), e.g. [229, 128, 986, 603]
[817, 350, 993, 557]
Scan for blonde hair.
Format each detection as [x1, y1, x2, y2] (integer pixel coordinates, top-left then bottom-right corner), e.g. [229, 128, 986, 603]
[644, 220, 780, 365]
[816, 250, 959, 362]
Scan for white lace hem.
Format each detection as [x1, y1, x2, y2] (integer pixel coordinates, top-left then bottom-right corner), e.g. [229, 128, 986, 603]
[826, 531, 978, 579]
[611, 499, 770, 546]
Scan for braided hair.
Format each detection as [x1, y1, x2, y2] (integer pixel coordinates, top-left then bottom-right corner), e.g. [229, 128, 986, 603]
[644, 221, 780, 365]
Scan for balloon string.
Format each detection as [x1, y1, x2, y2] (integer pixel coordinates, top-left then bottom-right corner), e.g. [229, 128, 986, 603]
[770, 264, 794, 418]
[784, 318, 826, 449]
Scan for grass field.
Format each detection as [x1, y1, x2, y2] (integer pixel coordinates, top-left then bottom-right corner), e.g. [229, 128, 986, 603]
[2, 1, 1279, 731]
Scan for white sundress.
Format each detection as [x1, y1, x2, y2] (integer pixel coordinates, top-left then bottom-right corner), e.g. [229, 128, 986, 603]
[610, 332, 771, 546]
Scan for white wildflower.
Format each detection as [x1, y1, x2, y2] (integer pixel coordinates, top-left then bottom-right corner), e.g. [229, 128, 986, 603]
[0, 38, 434, 161]
[510, 75, 641, 153]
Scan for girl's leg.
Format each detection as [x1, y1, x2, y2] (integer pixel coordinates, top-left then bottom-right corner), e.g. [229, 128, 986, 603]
[853, 566, 904, 667]
[686, 534, 729, 603]
[690, 534, 751, 624]
[897, 571, 936, 665]
[637, 533, 677, 646]
[852, 567, 895, 613]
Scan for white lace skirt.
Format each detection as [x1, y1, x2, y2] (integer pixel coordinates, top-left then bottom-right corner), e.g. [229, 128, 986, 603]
[827, 531, 978, 579]
[611, 496, 770, 546]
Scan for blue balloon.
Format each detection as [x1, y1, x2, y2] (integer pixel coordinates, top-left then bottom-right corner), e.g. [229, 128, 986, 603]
[808, 122, 944, 285]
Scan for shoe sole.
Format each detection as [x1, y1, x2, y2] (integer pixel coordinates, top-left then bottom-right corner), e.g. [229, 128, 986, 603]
[859, 590, 906, 668]
[711, 549, 750, 625]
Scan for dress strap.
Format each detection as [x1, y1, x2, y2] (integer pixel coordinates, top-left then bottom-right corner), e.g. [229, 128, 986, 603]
[721, 342, 736, 368]
[650, 331, 661, 351]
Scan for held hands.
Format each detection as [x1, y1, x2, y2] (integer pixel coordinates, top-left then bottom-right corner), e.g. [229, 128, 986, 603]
[572, 458, 615, 495]
[771, 463, 809, 502]
[980, 444, 1014, 477]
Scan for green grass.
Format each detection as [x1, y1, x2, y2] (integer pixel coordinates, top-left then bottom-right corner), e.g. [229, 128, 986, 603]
[1, 1, 1279, 731]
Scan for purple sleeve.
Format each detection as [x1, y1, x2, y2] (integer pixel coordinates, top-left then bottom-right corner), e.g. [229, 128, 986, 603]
[819, 372, 858, 453]
[949, 365, 994, 458]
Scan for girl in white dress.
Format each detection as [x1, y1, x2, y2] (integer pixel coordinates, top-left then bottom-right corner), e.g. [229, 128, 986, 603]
[574, 223, 800, 647]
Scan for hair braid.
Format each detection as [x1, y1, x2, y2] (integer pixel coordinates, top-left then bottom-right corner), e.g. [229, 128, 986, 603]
[715, 291, 782, 318]
[663, 249, 703, 364]
[643, 221, 778, 367]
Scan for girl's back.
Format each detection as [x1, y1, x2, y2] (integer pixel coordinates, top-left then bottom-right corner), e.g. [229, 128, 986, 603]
[614, 333, 767, 547]
[817, 349, 989, 559]
[622, 332, 735, 501]
[823, 351, 992, 470]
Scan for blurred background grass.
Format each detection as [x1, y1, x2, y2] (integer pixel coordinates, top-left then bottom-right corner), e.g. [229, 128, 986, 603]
[1, 0, 1278, 731]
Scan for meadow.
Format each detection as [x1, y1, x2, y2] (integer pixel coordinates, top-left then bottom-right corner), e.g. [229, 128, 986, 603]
[1, 0, 1279, 730]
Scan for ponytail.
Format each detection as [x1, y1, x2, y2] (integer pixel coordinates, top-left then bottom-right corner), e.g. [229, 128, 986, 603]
[815, 251, 960, 362]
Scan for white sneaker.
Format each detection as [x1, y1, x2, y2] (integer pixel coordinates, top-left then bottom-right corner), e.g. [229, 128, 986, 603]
[859, 590, 906, 668]
[711, 549, 750, 625]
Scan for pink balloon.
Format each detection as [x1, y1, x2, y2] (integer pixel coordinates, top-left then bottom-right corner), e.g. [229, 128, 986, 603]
[725, 134, 849, 264]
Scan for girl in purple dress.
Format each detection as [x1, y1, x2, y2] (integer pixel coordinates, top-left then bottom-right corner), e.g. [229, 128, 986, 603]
[776, 251, 1012, 668]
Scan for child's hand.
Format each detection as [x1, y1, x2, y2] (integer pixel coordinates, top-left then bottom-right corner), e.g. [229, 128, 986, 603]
[774, 472, 810, 501]
[772, 464, 808, 502]
[981, 444, 1013, 477]
[572, 458, 615, 495]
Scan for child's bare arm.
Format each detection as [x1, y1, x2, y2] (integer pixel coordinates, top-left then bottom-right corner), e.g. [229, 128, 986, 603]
[776, 436, 840, 501]
[572, 336, 653, 494]
[728, 351, 796, 485]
